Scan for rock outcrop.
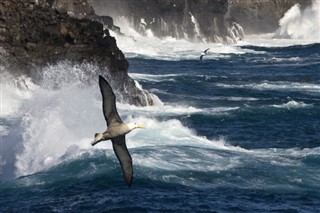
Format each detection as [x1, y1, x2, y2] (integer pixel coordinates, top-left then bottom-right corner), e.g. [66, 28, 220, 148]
[90, 0, 244, 43]
[228, 0, 313, 34]
[0, 0, 154, 106]
[89, 0, 313, 39]
[51, 0, 95, 18]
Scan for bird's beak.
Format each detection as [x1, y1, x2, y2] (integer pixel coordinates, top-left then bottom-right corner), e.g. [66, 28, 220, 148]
[137, 125, 146, 129]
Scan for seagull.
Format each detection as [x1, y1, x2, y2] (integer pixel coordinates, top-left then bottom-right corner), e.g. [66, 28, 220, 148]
[200, 48, 210, 60]
[91, 75, 145, 188]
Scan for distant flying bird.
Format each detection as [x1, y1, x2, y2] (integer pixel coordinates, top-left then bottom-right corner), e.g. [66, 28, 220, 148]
[91, 75, 145, 188]
[200, 48, 210, 60]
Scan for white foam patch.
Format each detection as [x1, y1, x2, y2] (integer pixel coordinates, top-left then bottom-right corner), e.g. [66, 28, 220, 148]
[9, 79, 320, 176]
[129, 73, 182, 83]
[215, 81, 320, 93]
[0, 73, 38, 117]
[272, 100, 313, 109]
[275, 1, 320, 41]
[116, 103, 239, 117]
[127, 116, 320, 172]
[109, 11, 319, 60]
[110, 17, 261, 61]
[10, 75, 242, 176]
[241, 1, 320, 47]
[15, 85, 97, 176]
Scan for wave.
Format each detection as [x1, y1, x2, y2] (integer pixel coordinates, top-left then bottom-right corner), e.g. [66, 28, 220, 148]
[272, 100, 313, 109]
[1, 73, 38, 118]
[0, 70, 236, 179]
[215, 81, 320, 93]
[117, 103, 239, 118]
[240, 1, 319, 48]
[96, 6, 320, 61]
[11, 132, 320, 189]
[129, 73, 182, 82]
[2, 74, 319, 189]
[109, 18, 265, 61]
[102, 15, 320, 62]
[5, 68, 312, 181]
[274, 0, 320, 41]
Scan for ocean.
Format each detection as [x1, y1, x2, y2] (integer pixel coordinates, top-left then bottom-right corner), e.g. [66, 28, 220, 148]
[1, 4, 320, 213]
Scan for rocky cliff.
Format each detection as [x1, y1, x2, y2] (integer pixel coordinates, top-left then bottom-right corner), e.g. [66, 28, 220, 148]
[90, 0, 313, 40]
[228, 0, 313, 34]
[0, 0, 154, 106]
[90, 0, 244, 43]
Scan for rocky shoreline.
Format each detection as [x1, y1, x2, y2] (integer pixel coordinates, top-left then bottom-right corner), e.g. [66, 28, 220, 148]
[90, 0, 311, 42]
[1, 0, 313, 106]
[90, 0, 241, 43]
[0, 0, 154, 106]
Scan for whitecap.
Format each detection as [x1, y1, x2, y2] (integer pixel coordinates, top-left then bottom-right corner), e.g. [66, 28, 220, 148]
[272, 100, 313, 109]
[215, 81, 320, 93]
[129, 73, 181, 82]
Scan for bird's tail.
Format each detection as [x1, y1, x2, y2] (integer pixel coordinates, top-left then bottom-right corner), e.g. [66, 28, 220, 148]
[91, 133, 103, 146]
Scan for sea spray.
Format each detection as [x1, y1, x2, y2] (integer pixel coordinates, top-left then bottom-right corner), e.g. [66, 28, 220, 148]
[1, 63, 237, 179]
[0, 73, 37, 117]
[110, 25, 247, 61]
[1, 34, 320, 212]
[275, 0, 320, 41]
[0, 62, 160, 178]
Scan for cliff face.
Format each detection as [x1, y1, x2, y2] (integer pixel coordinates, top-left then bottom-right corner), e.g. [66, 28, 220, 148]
[228, 0, 313, 34]
[0, 0, 154, 106]
[50, 0, 95, 18]
[90, 0, 243, 43]
[90, 0, 313, 39]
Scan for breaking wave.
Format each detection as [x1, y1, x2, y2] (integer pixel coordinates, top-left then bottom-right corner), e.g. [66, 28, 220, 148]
[275, 0, 320, 41]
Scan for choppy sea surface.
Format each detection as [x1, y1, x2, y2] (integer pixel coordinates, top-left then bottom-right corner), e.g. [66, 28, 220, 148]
[1, 4, 320, 212]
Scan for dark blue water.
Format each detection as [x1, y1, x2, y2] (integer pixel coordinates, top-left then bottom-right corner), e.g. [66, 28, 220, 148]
[1, 43, 320, 212]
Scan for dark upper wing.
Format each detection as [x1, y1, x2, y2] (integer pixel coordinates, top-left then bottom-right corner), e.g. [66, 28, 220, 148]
[112, 136, 133, 188]
[204, 48, 210, 54]
[99, 75, 123, 126]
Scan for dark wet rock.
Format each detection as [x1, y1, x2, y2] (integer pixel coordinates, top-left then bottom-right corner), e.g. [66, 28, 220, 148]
[86, 15, 124, 35]
[51, 0, 95, 18]
[0, 0, 154, 106]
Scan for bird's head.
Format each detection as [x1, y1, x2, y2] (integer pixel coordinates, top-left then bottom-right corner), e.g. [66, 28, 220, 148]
[128, 122, 146, 131]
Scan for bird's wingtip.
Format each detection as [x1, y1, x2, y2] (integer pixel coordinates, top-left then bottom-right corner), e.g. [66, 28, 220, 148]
[127, 181, 132, 188]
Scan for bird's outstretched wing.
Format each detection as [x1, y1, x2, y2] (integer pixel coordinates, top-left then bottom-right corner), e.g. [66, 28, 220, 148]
[112, 136, 133, 187]
[204, 48, 210, 54]
[99, 75, 123, 126]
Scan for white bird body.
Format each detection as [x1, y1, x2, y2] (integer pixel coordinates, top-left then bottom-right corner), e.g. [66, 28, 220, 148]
[92, 122, 142, 145]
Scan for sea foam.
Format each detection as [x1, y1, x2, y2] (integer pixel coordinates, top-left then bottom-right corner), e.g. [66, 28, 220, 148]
[275, 0, 320, 41]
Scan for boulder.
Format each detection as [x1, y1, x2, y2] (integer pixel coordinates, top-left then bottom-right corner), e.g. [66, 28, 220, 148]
[0, 0, 154, 106]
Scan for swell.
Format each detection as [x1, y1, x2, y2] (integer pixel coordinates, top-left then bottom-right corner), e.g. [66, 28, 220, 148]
[3, 143, 320, 189]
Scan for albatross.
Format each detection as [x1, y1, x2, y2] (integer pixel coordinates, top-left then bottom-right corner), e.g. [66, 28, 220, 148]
[200, 48, 210, 60]
[91, 75, 145, 187]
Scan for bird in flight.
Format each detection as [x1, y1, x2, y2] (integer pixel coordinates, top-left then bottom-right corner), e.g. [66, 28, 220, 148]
[91, 75, 145, 188]
[200, 48, 210, 60]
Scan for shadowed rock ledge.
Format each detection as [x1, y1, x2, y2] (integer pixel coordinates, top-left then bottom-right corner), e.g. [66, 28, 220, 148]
[0, 0, 154, 106]
[90, 0, 243, 43]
